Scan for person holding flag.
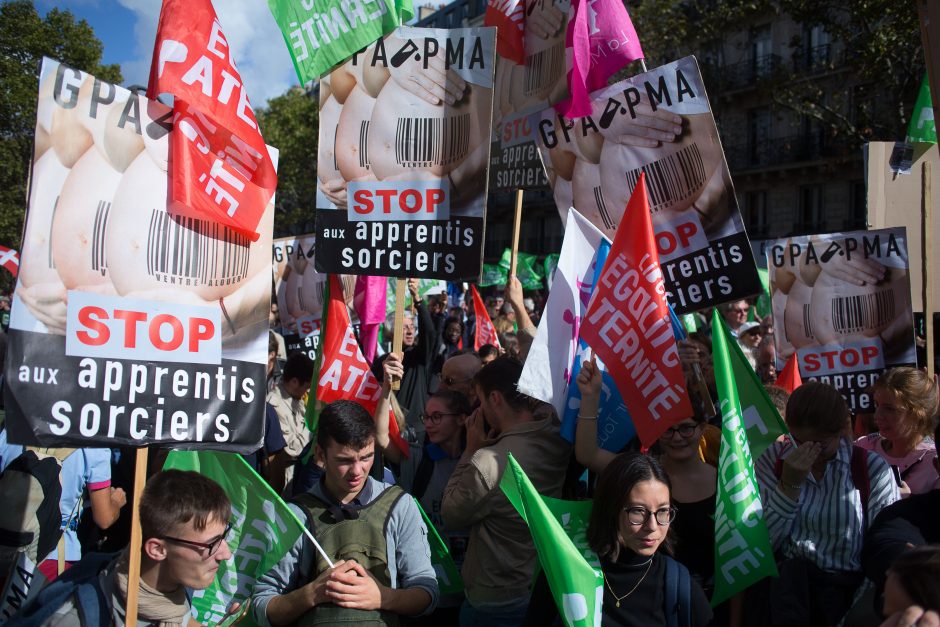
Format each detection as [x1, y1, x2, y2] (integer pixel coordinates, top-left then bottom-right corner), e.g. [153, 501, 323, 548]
[587, 452, 712, 625]
[251, 400, 438, 626]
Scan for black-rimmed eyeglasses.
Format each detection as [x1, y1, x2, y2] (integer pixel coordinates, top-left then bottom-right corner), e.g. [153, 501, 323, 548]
[161, 522, 232, 557]
[623, 507, 677, 526]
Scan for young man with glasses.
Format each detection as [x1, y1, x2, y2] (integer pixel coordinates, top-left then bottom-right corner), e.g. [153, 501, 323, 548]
[251, 399, 438, 626]
[9, 470, 233, 626]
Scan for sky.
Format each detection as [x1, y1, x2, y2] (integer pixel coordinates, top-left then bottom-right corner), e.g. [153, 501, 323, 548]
[36, 0, 304, 109]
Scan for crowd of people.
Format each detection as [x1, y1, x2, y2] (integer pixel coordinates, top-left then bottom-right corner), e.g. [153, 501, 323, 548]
[1, 279, 938, 627]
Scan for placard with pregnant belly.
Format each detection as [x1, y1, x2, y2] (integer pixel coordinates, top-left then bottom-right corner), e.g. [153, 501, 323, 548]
[488, 0, 570, 193]
[314, 26, 496, 281]
[535, 55, 763, 314]
[5, 58, 274, 452]
[767, 228, 916, 412]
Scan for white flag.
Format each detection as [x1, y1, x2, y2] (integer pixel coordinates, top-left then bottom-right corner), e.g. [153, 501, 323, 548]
[518, 208, 606, 413]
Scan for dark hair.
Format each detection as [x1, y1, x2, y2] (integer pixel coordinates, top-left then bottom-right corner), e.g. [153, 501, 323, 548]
[764, 385, 790, 417]
[588, 453, 673, 562]
[317, 399, 376, 450]
[785, 381, 850, 435]
[443, 316, 464, 332]
[477, 344, 499, 360]
[888, 546, 940, 611]
[472, 355, 540, 413]
[282, 352, 314, 384]
[140, 470, 231, 541]
[268, 331, 279, 355]
[429, 389, 472, 416]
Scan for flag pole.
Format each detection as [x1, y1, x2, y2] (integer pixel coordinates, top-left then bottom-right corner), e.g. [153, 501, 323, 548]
[391, 278, 406, 391]
[125, 447, 149, 627]
[510, 190, 524, 278]
[923, 160, 934, 377]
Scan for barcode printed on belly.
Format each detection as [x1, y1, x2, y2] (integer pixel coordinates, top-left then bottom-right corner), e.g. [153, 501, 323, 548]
[625, 143, 706, 212]
[594, 186, 614, 230]
[332, 124, 339, 171]
[48, 196, 59, 270]
[831, 290, 894, 335]
[524, 43, 564, 95]
[146, 210, 250, 286]
[359, 120, 371, 169]
[395, 114, 470, 168]
[91, 200, 109, 276]
[802, 304, 815, 339]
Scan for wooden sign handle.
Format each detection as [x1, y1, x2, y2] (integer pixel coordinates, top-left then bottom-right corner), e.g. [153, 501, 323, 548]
[510, 189, 523, 278]
[391, 278, 405, 391]
[124, 447, 149, 627]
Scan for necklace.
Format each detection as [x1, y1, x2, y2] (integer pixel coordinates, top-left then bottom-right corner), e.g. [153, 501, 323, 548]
[604, 557, 653, 608]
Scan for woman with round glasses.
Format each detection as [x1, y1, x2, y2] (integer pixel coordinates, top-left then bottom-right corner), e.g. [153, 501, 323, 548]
[376, 352, 472, 624]
[574, 360, 719, 601]
[588, 452, 712, 626]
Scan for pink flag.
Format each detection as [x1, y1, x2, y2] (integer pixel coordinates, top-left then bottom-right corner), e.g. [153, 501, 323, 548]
[354, 275, 388, 364]
[556, 0, 644, 118]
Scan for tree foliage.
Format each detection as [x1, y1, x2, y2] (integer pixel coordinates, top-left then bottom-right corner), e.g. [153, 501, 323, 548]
[256, 87, 319, 239]
[629, 0, 923, 144]
[0, 0, 122, 258]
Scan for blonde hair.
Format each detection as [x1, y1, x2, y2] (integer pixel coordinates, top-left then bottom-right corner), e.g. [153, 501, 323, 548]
[873, 367, 940, 438]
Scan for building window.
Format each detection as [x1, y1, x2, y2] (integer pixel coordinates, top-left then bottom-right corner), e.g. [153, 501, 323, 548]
[748, 107, 772, 165]
[801, 24, 831, 71]
[745, 190, 769, 237]
[750, 25, 773, 78]
[798, 185, 824, 232]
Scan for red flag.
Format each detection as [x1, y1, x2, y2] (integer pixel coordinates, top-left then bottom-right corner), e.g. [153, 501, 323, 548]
[579, 173, 692, 447]
[148, 0, 276, 241]
[318, 276, 408, 457]
[470, 285, 501, 351]
[0, 245, 19, 278]
[485, 0, 525, 64]
[776, 353, 802, 394]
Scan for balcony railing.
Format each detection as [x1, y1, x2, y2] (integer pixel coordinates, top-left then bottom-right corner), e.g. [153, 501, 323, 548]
[726, 132, 853, 171]
[792, 43, 833, 74]
[415, 0, 486, 27]
[708, 53, 783, 91]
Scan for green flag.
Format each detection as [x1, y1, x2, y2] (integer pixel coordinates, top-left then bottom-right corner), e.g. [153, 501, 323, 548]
[499, 248, 544, 290]
[499, 454, 602, 627]
[413, 498, 464, 595]
[681, 313, 698, 334]
[907, 73, 937, 143]
[724, 313, 787, 460]
[544, 253, 560, 289]
[755, 268, 771, 319]
[479, 263, 508, 287]
[710, 310, 778, 606]
[164, 451, 307, 626]
[267, 0, 414, 83]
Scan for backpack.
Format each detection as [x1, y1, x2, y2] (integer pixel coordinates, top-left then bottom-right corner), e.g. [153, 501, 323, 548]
[0, 446, 76, 573]
[664, 555, 692, 627]
[4, 551, 116, 627]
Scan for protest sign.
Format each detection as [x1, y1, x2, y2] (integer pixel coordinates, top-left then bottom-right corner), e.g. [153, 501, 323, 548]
[314, 26, 496, 281]
[486, 0, 567, 193]
[0, 553, 39, 622]
[267, 0, 414, 84]
[866, 141, 940, 315]
[536, 56, 762, 313]
[5, 59, 273, 451]
[164, 450, 305, 627]
[500, 454, 602, 627]
[0, 245, 19, 278]
[710, 310, 778, 606]
[767, 228, 916, 412]
[579, 174, 692, 447]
